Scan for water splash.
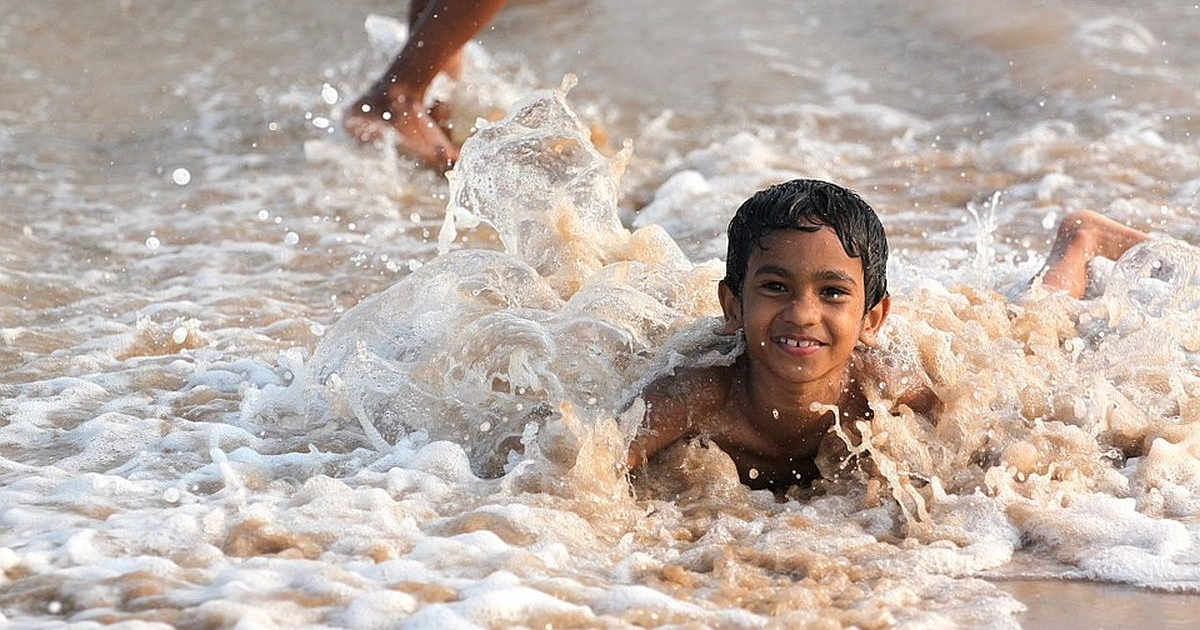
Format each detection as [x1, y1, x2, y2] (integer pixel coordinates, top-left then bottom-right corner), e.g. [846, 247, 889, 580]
[308, 81, 721, 477]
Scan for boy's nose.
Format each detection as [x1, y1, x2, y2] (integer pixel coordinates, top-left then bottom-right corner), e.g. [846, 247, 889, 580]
[784, 295, 820, 325]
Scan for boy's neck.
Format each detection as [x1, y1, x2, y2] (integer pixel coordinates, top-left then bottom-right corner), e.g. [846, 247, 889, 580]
[736, 358, 856, 435]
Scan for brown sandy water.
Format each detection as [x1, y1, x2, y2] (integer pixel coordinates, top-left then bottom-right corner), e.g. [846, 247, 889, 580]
[3, 0, 1200, 627]
[999, 580, 1200, 629]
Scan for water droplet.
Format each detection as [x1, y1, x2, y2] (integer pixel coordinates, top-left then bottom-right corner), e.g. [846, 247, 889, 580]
[171, 168, 191, 186]
[321, 83, 338, 105]
[146, 236, 160, 250]
[162, 487, 181, 503]
[284, 231, 300, 246]
[172, 327, 189, 344]
[748, 468, 760, 480]
[479, 421, 492, 432]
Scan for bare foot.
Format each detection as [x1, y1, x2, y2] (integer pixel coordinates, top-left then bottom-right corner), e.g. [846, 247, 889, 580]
[344, 92, 459, 172]
[428, 100, 454, 130]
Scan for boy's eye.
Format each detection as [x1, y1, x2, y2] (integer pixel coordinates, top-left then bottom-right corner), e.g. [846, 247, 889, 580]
[760, 281, 787, 293]
[821, 286, 851, 299]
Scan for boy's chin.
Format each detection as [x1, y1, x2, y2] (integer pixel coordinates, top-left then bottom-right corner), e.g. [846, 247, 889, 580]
[756, 359, 849, 387]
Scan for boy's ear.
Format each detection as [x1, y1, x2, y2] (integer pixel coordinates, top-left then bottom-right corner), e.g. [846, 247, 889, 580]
[718, 281, 743, 334]
[858, 294, 891, 347]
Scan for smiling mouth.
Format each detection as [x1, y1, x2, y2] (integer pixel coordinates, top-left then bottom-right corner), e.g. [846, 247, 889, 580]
[775, 337, 823, 348]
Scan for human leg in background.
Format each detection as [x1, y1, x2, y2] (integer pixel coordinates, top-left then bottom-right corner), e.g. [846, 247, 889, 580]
[345, 0, 509, 171]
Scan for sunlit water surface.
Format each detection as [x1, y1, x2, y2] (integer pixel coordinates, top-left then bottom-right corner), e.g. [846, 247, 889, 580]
[3, 1, 1200, 628]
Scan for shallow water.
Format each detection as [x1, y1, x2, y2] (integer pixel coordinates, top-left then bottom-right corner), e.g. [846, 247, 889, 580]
[3, 0, 1200, 627]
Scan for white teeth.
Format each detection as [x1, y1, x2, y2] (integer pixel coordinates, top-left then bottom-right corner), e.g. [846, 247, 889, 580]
[778, 337, 818, 348]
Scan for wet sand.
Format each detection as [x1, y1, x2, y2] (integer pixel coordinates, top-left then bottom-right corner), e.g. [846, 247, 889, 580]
[998, 580, 1200, 629]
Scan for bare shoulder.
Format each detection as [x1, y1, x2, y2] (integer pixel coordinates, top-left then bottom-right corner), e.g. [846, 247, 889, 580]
[641, 365, 734, 435]
[644, 364, 732, 405]
[895, 384, 943, 419]
[852, 350, 942, 421]
[628, 365, 735, 468]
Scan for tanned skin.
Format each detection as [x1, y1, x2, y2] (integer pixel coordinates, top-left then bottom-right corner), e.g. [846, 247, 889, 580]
[627, 209, 1147, 490]
[345, 0, 509, 171]
[627, 227, 895, 490]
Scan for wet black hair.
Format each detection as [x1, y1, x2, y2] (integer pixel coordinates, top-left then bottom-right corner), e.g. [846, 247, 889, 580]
[722, 178, 888, 312]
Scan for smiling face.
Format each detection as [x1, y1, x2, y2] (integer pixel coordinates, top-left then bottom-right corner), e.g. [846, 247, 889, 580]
[720, 226, 890, 393]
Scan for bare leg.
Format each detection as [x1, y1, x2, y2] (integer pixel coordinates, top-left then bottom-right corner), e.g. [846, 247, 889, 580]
[345, 0, 509, 171]
[407, 0, 465, 79]
[1037, 210, 1149, 298]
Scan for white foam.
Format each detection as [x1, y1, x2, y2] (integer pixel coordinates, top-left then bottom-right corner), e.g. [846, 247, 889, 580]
[5, 3, 1200, 626]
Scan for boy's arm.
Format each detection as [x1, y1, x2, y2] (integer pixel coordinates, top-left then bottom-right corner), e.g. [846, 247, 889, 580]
[625, 383, 692, 470]
[625, 368, 723, 470]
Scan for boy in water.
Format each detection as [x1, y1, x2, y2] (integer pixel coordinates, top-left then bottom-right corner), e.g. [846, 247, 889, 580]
[626, 178, 1148, 491]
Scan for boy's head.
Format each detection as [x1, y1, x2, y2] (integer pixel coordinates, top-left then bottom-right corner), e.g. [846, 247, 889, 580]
[722, 179, 889, 312]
